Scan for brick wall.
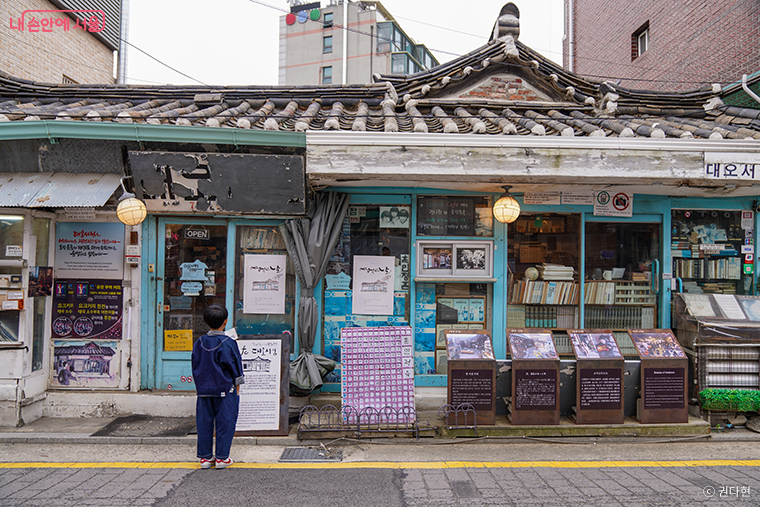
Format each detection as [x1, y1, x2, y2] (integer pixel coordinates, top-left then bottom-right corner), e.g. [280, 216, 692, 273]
[565, 0, 760, 92]
[1, 0, 114, 84]
[459, 77, 541, 101]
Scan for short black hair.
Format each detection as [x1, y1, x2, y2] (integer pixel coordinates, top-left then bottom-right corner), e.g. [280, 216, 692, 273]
[203, 304, 228, 329]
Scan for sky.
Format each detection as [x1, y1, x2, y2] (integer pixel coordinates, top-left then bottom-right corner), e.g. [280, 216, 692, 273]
[124, 0, 564, 86]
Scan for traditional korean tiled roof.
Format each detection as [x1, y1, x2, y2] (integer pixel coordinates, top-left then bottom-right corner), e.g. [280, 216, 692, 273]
[0, 3, 758, 140]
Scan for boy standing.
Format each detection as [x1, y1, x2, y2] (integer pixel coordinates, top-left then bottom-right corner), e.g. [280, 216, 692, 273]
[191, 304, 244, 469]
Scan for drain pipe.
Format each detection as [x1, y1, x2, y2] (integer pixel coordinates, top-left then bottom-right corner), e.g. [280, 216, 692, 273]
[742, 74, 760, 106]
[342, 0, 348, 84]
[567, 0, 574, 72]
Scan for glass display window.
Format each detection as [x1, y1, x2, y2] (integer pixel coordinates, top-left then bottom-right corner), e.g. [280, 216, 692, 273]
[234, 225, 295, 338]
[323, 204, 411, 381]
[671, 209, 747, 294]
[584, 222, 660, 330]
[507, 213, 580, 331]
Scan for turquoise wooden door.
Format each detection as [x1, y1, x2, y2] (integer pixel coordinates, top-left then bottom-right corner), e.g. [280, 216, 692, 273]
[155, 218, 229, 390]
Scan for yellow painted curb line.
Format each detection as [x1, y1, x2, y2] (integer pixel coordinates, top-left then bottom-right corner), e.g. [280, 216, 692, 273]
[0, 460, 759, 469]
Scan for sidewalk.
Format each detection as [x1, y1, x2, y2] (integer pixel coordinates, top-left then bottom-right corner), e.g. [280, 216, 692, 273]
[1, 413, 758, 446]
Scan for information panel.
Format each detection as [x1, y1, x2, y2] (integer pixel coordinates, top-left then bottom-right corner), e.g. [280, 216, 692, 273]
[235, 334, 289, 435]
[643, 367, 686, 410]
[514, 369, 557, 410]
[579, 368, 622, 410]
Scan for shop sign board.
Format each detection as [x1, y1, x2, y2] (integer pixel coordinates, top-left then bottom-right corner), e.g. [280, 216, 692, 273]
[55, 222, 125, 279]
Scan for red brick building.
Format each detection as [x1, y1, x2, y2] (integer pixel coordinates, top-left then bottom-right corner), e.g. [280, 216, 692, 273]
[563, 0, 760, 91]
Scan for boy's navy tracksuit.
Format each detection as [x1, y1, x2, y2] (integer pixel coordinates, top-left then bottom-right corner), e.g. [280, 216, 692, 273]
[191, 330, 245, 461]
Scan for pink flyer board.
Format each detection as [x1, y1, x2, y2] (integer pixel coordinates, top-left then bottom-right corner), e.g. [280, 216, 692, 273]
[341, 326, 415, 423]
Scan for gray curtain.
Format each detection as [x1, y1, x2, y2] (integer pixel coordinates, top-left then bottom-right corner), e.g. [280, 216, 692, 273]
[279, 191, 351, 394]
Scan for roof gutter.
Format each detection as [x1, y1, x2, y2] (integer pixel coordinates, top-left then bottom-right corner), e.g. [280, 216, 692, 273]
[0, 121, 305, 148]
[306, 131, 760, 153]
[742, 74, 760, 106]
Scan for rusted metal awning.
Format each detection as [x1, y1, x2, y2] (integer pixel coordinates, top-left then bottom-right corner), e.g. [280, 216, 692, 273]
[0, 173, 121, 208]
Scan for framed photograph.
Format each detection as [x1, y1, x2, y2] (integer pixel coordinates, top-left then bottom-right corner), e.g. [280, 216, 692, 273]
[416, 240, 493, 279]
[568, 330, 622, 359]
[444, 329, 494, 360]
[507, 330, 559, 360]
[378, 206, 410, 229]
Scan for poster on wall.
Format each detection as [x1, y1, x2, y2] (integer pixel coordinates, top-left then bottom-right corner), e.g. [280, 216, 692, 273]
[236, 337, 283, 432]
[55, 222, 125, 279]
[352, 255, 395, 315]
[243, 254, 287, 314]
[51, 339, 119, 388]
[52, 280, 123, 340]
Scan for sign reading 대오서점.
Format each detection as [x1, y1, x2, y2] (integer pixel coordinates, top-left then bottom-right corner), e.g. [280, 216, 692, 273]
[55, 222, 125, 279]
[52, 280, 123, 340]
[243, 254, 287, 314]
[593, 189, 633, 217]
[236, 339, 282, 431]
[352, 255, 395, 315]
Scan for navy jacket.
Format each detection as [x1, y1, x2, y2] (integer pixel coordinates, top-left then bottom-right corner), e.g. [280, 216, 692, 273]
[191, 330, 245, 397]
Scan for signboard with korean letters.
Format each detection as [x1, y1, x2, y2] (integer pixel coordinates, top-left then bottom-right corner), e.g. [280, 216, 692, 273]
[341, 326, 415, 423]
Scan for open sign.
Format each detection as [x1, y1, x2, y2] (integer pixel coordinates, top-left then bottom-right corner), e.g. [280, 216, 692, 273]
[184, 228, 209, 240]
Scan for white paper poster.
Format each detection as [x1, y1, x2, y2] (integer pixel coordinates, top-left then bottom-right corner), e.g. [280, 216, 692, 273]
[236, 339, 282, 431]
[55, 222, 125, 279]
[243, 254, 286, 314]
[593, 189, 633, 217]
[352, 255, 395, 315]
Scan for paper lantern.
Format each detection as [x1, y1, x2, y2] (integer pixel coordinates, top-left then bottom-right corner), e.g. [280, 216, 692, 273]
[117, 196, 147, 226]
[493, 186, 521, 224]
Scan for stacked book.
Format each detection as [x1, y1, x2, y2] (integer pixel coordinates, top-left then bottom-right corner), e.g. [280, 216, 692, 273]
[537, 263, 575, 280]
[510, 279, 579, 305]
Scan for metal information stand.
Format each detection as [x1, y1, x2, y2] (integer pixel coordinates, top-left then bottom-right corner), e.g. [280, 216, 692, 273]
[506, 329, 560, 425]
[568, 329, 625, 424]
[445, 329, 496, 425]
[628, 329, 688, 424]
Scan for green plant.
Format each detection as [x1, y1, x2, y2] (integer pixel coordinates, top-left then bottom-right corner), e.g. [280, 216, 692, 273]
[698, 389, 760, 412]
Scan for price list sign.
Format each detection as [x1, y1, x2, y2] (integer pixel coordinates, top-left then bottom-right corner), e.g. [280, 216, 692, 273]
[341, 326, 415, 423]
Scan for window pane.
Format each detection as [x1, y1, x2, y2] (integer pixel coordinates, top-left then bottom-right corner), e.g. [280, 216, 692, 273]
[324, 12, 333, 27]
[234, 226, 295, 340]
[391, 54, 405, 74]
[323, 35, 333, 53]
[322, 66, 332, 84]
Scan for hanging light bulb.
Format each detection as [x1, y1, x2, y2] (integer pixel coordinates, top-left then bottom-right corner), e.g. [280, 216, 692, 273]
[493, 185, 520, 224]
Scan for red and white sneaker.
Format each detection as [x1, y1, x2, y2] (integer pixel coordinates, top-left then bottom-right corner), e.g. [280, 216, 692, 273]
[215, 457, 233, 469]
[199, 458, 214, 469]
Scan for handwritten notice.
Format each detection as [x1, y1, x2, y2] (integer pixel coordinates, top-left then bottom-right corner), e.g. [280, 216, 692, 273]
[243, 254, 286, 314]
[55, 222, 124, 279]
[352, 256, 395, 315]
[164, 329, 193, 351]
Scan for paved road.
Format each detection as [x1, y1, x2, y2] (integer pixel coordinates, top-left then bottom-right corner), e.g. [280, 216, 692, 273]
[0, 440, 758, 506]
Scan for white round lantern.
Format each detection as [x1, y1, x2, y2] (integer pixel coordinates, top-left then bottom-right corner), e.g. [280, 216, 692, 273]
[493, 186, 521, 224]
[117, 196, 147, 226]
